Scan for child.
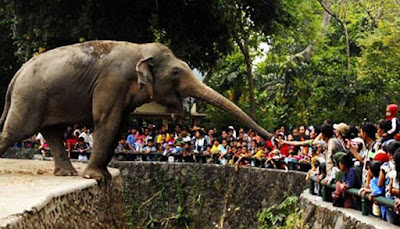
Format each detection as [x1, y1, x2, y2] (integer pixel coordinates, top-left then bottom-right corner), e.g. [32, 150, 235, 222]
[360, 160, 385, 218]
[115, 136, 129, 153]
[74, 137, 90, 161]
[386, 104, 400, 141]
[332, 154, 361, 208]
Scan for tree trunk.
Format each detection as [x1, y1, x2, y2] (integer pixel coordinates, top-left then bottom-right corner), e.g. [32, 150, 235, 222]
[234, 35, 256, 120]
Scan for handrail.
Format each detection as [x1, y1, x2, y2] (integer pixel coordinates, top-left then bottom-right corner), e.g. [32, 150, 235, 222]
[309, 175, 395, 215]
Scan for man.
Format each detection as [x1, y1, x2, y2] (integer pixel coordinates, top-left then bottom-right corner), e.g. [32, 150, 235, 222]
[181, 128, 191, 143]
[78, 127, 91, 144]
[320, 124, 346, 185]
[148, 123, 156, 139]
[182, 141, 195, 162]
[349, 124, 378, 188]
[228, 126, 237, 139]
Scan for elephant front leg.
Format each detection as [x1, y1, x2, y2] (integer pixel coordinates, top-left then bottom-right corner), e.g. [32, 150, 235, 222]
[42, 126, 78, 176]
[83, 106, 123, 181]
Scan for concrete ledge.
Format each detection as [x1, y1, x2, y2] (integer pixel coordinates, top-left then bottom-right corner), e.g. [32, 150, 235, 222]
[300, 190, 398, 229]
[0, 159, 125, 228]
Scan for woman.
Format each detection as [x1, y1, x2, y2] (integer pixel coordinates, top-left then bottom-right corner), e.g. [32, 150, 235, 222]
[193, 130, 206, 153]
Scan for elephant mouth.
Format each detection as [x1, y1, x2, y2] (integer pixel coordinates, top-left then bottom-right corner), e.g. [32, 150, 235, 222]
[154, 88, 183, 112]
[173, 89, 184, 112]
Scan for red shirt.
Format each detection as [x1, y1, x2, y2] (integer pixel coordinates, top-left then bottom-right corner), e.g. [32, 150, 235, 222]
[279, 144, 289, 157]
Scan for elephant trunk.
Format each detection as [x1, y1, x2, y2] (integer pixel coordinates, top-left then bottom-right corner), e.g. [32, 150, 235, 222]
[186, 82, 273, 139]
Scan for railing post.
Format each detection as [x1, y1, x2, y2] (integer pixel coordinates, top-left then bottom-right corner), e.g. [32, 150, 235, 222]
[322, 185, 328, 201]
[361, 198, 368, 216]
[309, 179, 315, 195]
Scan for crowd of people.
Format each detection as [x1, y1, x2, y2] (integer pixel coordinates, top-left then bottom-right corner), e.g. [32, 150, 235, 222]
[113, 123, 314, 171]
[14, 103, 400, 225]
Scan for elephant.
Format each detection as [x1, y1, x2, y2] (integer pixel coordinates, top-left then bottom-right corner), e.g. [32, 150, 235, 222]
[0, 40, 272, 181]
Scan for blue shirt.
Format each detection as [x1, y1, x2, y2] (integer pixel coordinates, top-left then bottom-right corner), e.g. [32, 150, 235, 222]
[370, 177, 385, 196]
[127, 134, 136, 147]
[341, 167, 361, 189]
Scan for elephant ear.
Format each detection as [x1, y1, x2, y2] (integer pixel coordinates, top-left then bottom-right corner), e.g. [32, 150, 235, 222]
[135, 56, 154, 95]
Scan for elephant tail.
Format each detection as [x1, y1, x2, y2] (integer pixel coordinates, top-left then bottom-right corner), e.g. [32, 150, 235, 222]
[0, 78, 14, 131]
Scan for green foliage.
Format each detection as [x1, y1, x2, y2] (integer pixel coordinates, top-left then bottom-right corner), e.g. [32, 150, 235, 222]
[203, 0, 400, 130]
[0, 0, 399, 129]
[257, 196, 307, 229]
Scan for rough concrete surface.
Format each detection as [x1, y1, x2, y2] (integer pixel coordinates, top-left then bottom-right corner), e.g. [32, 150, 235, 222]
[110, 161, 308, 228]
[0, 159, 126, 229]
[300, 190, 399, 229]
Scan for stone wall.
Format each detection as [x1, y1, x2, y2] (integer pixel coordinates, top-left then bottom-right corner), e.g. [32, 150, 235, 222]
[1, 148, 36, 160]
[300, 191, 399, 229]
[110, 162, 307, 228]
[3, 178, 126, 229]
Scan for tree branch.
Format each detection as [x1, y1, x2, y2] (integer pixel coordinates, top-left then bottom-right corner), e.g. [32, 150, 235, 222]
[317, 0, 345, 28]
[317, 0, 351, 71]
[358, 0, 378, 28]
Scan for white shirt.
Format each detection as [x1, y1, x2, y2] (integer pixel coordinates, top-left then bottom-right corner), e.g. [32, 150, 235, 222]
[79, 132, 91, 144]
[36, 133, 45, 145]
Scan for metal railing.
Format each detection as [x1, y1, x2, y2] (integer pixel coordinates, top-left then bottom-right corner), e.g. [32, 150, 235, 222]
[309, 175, 395, 215]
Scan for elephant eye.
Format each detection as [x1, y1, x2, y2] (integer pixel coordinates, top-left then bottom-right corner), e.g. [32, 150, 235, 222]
[171, 67, 181, 76]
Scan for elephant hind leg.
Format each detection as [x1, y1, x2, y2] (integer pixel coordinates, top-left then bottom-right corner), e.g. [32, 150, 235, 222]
[0, 100, 45, 157]
[0, 134, 18, 157]
[41, 125, 77, 176]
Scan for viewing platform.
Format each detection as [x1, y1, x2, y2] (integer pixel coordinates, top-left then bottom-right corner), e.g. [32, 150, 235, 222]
[0, 159, 125, 228]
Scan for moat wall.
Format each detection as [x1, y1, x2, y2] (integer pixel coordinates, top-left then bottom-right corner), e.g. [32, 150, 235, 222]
[110, 162, 307, 228]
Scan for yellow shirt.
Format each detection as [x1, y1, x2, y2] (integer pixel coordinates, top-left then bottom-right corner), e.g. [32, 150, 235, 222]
[211, 145, 220, 154]
[254, 150, 263, 159]
[157, 133, 170, 143]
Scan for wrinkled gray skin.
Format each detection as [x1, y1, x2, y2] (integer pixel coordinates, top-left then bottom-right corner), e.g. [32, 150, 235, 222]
[0, 41, 272, 181]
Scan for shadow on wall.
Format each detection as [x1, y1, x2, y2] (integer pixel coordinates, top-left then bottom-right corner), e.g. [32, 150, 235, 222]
[110, 162, 307, 228]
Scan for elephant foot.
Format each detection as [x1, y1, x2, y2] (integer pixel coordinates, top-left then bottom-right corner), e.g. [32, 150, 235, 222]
[54, 165, 78, 176]
[83, 167, 111, 182]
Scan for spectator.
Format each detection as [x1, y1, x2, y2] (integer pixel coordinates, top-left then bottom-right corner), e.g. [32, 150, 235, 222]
[385, 104, 400, 141]
[193, 130, 206, 153]
[65, 127, 78, 158]
[142, 138, 157, 161]
[78, 127, 90, 144]
[320, 124, 346, 185]
[349, 124, 379, 188]
[74, 137, 90, 161]
[182, 141, 195, 162]
[73, 124, 81, 138]
[115, 136, 129, 153]
[360, 160, 385, 218]
[157, 133, 167, 151]
[387, 149, 400, 225]
[379, 120, 394, 145]
[135, 130, 145, 152]
[218, 139, 230, 164]
[127, 127, 137, 153]
[332, 154, 361, 208]
[181, 128, 191, 143]
[205, 129, 215, 146]
[156, 125, 168, 144]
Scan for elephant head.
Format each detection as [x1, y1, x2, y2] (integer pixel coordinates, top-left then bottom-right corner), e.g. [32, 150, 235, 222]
[136, 43, 272, 139]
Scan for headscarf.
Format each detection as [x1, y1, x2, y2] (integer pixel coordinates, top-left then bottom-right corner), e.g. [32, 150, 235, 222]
[386, 104, 398, 121]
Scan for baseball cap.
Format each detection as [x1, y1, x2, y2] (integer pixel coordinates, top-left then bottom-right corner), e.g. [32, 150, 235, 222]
[374, 150, 390, 162]
[333, 122, 350, 134]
